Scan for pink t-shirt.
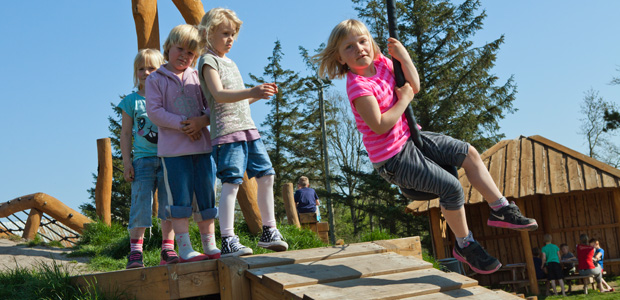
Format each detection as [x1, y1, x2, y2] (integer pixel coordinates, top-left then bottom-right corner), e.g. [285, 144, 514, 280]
[346, 54, 410, 163]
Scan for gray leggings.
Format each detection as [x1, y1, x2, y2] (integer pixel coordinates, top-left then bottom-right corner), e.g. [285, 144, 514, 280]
[579, 266, 603, 283]
[375, 132, 469, 210]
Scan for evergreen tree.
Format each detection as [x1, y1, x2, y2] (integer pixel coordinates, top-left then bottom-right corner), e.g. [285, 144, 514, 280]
[81, 100, 132, 223]
[250, 40, 307, 220]
[352, 0, 517, 150]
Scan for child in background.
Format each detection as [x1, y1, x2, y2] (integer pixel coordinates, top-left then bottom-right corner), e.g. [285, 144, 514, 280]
[532, 247, 547, 280]
[590, 238, 613, 292]
[120, 49, 178, 269]
[577, 234, 604, 292]
[560, 243, 576, 293]
[541, 234, 566, 296]
[295, 176, 320, 215]
[315, 19, 537, 274]
[146, 24, 220, 262]
[197, 8, 288, 257]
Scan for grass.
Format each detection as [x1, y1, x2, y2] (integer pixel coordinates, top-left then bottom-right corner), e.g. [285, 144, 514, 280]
[516, 277, 620, 300]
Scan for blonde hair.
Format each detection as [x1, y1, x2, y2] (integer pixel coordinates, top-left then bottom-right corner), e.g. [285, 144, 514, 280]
[163, 24, 201, 67]
[133, 49, 164, 90]
[198, 8, 242, 52]
[315, 19, 381, 79]
[298, 176, 310, 187]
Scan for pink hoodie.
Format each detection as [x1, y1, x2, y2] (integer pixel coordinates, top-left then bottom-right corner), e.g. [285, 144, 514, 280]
[145, 65, 212, 157]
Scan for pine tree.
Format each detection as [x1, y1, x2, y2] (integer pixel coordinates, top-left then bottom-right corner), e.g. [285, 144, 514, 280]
[352, 0, 517, 150]
[81, 100, 132, 223]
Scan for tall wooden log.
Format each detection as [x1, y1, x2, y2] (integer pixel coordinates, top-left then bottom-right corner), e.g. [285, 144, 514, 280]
[516, 198, 539, 295]
[132, 0, 160, 50]
[152, 191, 159, 217]
[172, 0, 205, 25]
[0, 193, 92, 233]
[23, 208, 43, 241]
[96, 138, 112, 226]
[237, 172, 262, 235]
[612, 189, 620, 251]
[429, 208, 446, 260]
[282, 183, 300, 228]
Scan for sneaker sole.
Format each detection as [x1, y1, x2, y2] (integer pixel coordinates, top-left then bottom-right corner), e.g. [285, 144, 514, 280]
[487, 219, 538, 231]
[179, 254, 209, 263]
[206, 253, 221, 259]
[126, 262, 144, 269]
[221, 248, 254, 258]
[258, 241, 288, 252]
[159, 257, 180, 265]
[452, 248, 501, 275]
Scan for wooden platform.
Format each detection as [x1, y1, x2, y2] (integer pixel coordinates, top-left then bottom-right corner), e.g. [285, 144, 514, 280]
[71, 237, 521, 299]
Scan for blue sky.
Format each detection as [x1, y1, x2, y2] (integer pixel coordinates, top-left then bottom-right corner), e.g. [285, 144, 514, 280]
[1, 0, 618, 213]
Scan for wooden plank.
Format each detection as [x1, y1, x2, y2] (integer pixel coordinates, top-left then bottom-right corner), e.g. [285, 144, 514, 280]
[400, 286, 522, 300]
[317, 222, 329, 231]
[533, 142, 549, 195]
[547, 148, 568, 194]
[566, 157, 584, 191]
[247, 252, 432, 292]
[299, 212, 318, 224]
[429, 208, 445, 259]
[286, 267, 478, 300]
[515, 198, 539, 295]
[250, 280, 284, 300]
[520, 138, 535, 197]
[602, 172, 617, 188]
[70, 260, 219, 300]
[583, 165, 601, 190]
[504, 139, 521, 198]
[218, 257, 251, 300]
[240, 242, 390, 269]
[373, 236, 422, 259]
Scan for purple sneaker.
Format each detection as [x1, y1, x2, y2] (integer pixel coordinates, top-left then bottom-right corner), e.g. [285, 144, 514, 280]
[126, 250, 144, 269]
[160, 249, 180, 265]
[487, 201, 538, 231]
[453, 241, 501, 275]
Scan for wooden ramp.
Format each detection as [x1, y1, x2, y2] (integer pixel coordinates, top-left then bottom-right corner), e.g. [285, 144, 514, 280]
[72, 237, 520, 299]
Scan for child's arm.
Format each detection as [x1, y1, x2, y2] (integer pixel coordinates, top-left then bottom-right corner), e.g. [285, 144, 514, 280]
[145, 76, 187, 130]
[387, 38, 420, 94]
[354, 82, 415, 135]
[120, 111, 134, 182]
[541, 252, 547, 267]
[181, 114, 209, 141]
[202, 65, 277, 103]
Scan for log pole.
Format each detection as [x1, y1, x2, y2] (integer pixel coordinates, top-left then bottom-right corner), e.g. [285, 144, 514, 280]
[95, 138, 112, 226]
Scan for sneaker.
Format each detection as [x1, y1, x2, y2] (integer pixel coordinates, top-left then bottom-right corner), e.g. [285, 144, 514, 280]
[160, 249, 180, 265]
[221, 235, 253, 257]
[126, 250, 144, 269]
[452, 241, 501, 275]
[487, 201, 538, 231]
[204, 248, 221, 259]
[258, 226, 288, 252]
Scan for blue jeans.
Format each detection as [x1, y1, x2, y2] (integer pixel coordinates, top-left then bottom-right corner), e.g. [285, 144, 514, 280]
[375, 132, 469, 210]
[161, 153, 218, 221]
[213, 138, 275, 184]
[128, 157, 168, 229]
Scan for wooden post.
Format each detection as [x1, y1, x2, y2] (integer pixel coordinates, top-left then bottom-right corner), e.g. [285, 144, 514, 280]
[282, 183, 300, 228]
[612, 189, 620, 252]
[172, 0, 205, 25]
[132, 0, 160, 50]
[237, 172, 262, 235]
[218, 257, 251, 300]
[429, 208, 446, 260]
[22, 208, 43, 241]
[516, 198, 539, 295]
[95, 138, 112, 226]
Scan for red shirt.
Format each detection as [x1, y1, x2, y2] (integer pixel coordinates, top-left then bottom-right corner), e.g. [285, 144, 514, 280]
[576, 244, 595, 270]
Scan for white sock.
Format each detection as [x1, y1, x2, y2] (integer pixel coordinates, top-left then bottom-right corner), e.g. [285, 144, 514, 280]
[219, 183, 240, 237]
[175, 233, 201, 260]
[256, 175, 277, 228]
[201, 233, 220, 255]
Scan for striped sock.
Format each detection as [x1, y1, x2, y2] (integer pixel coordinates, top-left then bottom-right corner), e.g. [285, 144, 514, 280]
[162, 239, 175, 251]
[490, 196, 509, 211]
[130, 239, 143, 252]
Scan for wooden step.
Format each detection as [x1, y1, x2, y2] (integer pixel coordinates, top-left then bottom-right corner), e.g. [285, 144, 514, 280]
[285, 267, 478, 300]
[246, 252, 433, 291]
[400, 286, 523, 299]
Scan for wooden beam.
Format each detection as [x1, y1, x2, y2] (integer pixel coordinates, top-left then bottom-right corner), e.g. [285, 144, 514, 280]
[282, 183, 300, 228]
[22, 208, 43, 241]
[95, 138, 112, 226]
[218, 257, 251, 300]
[612, 189, 620, 254]
[171, 0, 205, 25]
[131, 0, 160, 50]
[429, 208, 446, 260]
[237, 172, 262, 235]
[515, 198, 539, 295]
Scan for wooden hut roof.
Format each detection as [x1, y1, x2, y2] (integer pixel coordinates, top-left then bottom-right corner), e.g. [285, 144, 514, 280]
[406, 135, 620, 213]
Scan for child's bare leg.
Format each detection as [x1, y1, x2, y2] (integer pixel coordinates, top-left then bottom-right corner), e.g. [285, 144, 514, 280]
[161, 219, 174, 240]
[461, 146, 502, 203]
[198, 218, 220, 258]
[441, 206, 469, 238]
[172, 218, 207, 261]
[130, 227, 147, 240]
[559, 279, 566, 296]
[159, 219, 179, 265]
[550, 280, 557, 295]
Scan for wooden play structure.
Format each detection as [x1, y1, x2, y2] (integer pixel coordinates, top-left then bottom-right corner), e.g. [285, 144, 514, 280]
[71, 236, 522, 299]
[407, 135, 620, 294]
[281, 183, 330, 243]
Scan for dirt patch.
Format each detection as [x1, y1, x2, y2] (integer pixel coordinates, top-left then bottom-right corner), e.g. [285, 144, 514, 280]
[0, 238, 90, 275]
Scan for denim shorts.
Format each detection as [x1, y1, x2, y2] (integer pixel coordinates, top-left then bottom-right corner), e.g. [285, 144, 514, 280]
[213, 138, 276, 184]
[128, 157, 168, 229]
[160, 153, 218, 221]
[375, 132, 469, 210]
